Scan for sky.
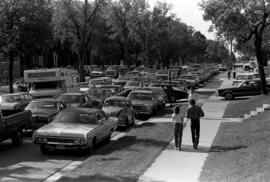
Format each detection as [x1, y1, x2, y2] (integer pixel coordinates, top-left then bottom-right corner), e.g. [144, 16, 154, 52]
[148, 0, 216, 40]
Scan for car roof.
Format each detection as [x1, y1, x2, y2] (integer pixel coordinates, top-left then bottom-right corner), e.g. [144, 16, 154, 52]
[1, 92, 28, 96]
[63, 107, 100, 113]
[105, 96, 127, 101]
[61, 92, 84, 96]
[31, 98, 59, 102]
[130, 90, 154, 94]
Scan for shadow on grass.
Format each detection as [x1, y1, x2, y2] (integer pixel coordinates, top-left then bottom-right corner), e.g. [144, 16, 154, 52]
[94, 135, 171, 156]
[210, 145, 247, 152]
[59, 174, 137, 182]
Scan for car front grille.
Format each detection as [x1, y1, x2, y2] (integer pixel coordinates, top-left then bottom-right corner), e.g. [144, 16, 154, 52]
[133, 105, 146, 112]
[47, 137, 76, 144]
[34, 116, 49, 124]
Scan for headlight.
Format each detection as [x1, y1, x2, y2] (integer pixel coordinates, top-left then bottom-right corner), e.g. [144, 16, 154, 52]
[74, 138, 87, 145]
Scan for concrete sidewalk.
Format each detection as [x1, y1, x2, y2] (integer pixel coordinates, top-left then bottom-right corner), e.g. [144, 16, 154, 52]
[139, 77, 234, 182]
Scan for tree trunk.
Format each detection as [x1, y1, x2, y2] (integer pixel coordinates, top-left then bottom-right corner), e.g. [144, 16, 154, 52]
[255, 35, 268, 94]
[9, 52, 14, 93]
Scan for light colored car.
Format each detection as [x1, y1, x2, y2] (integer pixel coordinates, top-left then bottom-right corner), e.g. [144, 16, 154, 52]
[33, 108, 118, 154]
[89, 77, 112, 87]
[127, 90, 159, 116]
[123, 80, 142, 90]
[102, 96, 135, 127]
[0, 93, 33, 110]
[58, 92, 92, 108]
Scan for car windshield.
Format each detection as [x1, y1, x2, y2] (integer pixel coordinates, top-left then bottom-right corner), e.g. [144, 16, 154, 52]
[88, 89, 110, 99]
[128, 93, 152, 101]
[104, 99, 125, 107]
[180, 75, 194, 80]
[59, 95, 81, 104]
[0, 95, 21, 103]
[25, 101, 57, 110]
[53, 110, 97, 125]
[90, 79, 105, 85]
[126, 72, 139, 76]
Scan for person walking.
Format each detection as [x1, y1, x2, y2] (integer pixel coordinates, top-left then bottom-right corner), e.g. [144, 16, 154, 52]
[233, 69, 236, 79]
[187, 99, 204, 149]
[188, 86, 199, 108]
[172, 105, 184, 151]
[227, 69, 231, 80]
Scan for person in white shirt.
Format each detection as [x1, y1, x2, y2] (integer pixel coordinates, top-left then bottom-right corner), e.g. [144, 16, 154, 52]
[188, 87, 199, 107]
[172, 105, 184, 151]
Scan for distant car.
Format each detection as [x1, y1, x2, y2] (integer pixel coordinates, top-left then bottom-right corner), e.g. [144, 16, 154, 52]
[123, 80, 142, 90]
[217, 80, 270, 100]
[112, 80, 128, 88]
[86, 88, 113, 103]
[141, 69, 157, 77]
[25, 99, 68, 129]
[102, 96, 135, 127]
[89, 77, 112, 87]
[218, 64, 227, 71]
[127, 90, 159, 116]
[106, 69, 118, 78]
[117, 89, 133, 97]
[58, 92, 92, 108]
[90, 67, 106, 78]
[0, 93, 33, 110]
[125, 71, 142, 77]
[149, 83, 188, 103]
[33, 108, 118, 154]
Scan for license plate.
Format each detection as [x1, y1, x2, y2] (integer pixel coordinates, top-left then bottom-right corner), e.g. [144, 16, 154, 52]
[56, 145, 65, 150]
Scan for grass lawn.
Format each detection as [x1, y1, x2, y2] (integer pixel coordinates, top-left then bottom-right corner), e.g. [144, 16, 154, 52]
[57, 122, 174, 182]
[199, 111, 270, 182]
[223, 95, 270, 118]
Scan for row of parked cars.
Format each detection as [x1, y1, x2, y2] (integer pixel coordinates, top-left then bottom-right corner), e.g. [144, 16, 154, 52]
[0, 63, 219, 155]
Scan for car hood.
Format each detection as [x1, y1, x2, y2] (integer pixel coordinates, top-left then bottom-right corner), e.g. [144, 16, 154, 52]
[30, 109, 58, 117]
[36, 123, 96, 138]
[102, 106, 123, 116]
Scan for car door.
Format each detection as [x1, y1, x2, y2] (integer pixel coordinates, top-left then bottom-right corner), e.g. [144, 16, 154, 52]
[95, 112, 106, 142]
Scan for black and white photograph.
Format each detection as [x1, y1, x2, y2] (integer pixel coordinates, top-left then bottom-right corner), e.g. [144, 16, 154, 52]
[0, 0, 269, 182]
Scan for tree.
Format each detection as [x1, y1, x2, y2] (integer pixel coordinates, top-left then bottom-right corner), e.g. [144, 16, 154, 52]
[200, 0, 270, 94]
[0, 0, 52, 93]
[53, 0, 106, 81]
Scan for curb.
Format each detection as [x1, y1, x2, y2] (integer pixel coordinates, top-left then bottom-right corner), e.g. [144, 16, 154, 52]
[244, 104, 270, 119]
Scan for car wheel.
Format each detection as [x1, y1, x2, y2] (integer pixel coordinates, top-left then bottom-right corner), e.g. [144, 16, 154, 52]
[225, 93, 234, 100]
[40, 145, 50, 155]
[170, 96, 176, 103]
[12, 129, 23, 146]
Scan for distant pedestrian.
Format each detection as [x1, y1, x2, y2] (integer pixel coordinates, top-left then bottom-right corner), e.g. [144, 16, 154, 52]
[187, 99, 204, 150]
[188, 87, 199, 107]
[227, 69, 231, 80]
[172, 105, 184, 151]
[233, 70, 236, 79]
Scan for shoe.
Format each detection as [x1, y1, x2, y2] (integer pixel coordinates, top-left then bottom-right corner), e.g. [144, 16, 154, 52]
[178, 147, 182, 151]
[193, 143, 196, 149]
[174, 147, 178, 150]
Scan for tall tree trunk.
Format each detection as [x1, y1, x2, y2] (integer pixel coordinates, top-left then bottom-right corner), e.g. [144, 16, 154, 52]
[255, 34, 268, 94]
[9, 52, 14, 93]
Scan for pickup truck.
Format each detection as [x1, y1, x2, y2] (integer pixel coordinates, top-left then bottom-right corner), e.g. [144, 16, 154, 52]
[0, 109, 32, 146]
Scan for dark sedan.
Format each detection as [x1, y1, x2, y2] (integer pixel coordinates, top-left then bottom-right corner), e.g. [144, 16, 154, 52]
[25, 99, 68, 129]
[217, 80, 270, 100]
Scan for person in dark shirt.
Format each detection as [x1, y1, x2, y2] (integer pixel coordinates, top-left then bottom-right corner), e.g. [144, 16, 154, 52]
[187, 99, 204, 149]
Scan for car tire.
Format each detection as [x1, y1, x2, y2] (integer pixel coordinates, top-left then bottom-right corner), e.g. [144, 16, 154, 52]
[40, 145, 50, 155]
[11, 129, 23, 146]
[225, 93, 234, 100]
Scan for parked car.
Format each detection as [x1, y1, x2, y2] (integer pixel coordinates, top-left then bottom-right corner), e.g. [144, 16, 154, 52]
[112, 80, 128, 88]
[218, 64, 227, 71]
[102, 96, 135, 127]
[149, 83, 188, 103]
[58, 92, 92, 108]
[0, 107, 32, 146]
[99, 85, 124, 95]
[137, 87, 167, 110]
[89, 77, 112, 87]
[127, 90, 159, 116]
[25, 99, 68, 129]
[90, 67, 106, 78]
[123, 80, 142, 90]
[141, 69, 157, 77]
[217, 80, 270, 100]
[33, 108, 118, 154]
[86, 88, 113, 103]
[0, 93, 33, 110]
[106, 69, 119, 78]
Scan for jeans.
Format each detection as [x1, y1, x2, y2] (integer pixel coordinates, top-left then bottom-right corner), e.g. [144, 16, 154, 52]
[174, 123, 183, 148]
[190, 119, 200, 146]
